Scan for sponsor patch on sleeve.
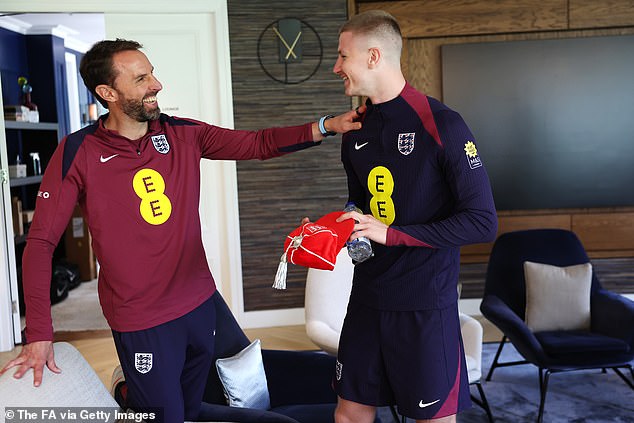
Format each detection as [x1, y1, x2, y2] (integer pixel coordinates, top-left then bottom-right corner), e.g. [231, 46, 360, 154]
[464, 141, 482, 169]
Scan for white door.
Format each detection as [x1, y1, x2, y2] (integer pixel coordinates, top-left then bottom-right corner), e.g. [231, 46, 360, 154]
[0, 74, 23, 350]
[0, 0, 242, 350]
[104, 11, 243, 311]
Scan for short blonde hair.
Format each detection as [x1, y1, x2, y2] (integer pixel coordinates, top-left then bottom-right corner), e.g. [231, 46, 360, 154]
[339, 10, 402, 58]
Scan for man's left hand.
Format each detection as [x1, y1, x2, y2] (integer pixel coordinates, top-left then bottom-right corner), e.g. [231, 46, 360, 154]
[313, 105, 366, 140]
[326, 105, 366, 134]
[337, 210, 388, 245]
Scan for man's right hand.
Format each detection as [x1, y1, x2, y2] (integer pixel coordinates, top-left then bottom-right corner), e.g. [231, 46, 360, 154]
[0, 340, 60, 386]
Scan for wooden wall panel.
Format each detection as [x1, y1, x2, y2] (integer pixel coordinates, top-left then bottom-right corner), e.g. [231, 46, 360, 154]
[573, 212, 634, 254]
[405, 38, 441, 99]
[570, 0, 634, 29]
[357, 0, 567, 38]
[461, 214, 571, 262]
[462, 209, 634, 262]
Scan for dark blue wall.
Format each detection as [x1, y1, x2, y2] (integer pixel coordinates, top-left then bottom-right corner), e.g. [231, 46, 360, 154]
[24, 35, 70, 136]
[1, 28, 93, 137]
[0, 27, 29, 106]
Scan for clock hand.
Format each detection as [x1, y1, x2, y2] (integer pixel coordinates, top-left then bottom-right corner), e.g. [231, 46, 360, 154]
[272, 26, 298, 59]
[285, 31, 302, 60]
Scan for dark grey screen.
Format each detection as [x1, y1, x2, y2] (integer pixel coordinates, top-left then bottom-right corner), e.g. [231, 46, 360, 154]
[442, 35, 634, 210]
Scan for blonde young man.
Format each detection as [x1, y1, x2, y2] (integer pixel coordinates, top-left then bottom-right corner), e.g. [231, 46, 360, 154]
[333, 11, 497, 423]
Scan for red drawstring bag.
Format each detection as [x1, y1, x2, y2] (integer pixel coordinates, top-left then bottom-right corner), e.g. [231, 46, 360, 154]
[273, 211, 354, 289]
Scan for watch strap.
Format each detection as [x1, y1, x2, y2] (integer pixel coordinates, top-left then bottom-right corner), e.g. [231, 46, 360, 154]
[318, 115, 336, 137]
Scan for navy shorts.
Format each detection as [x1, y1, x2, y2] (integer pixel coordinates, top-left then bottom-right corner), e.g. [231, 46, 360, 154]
[112, 295, 216, 423]
[333, 301, 471, 419]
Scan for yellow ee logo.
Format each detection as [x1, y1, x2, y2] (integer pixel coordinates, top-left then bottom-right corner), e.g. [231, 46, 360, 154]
[133, 169, 172, 225]
[367, 166, 395, 225]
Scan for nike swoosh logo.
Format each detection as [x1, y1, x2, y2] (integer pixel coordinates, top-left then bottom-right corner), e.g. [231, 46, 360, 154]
[100, 154, 119, 163]
[419, 399, 440, 408]
[354, 141, 369, 150]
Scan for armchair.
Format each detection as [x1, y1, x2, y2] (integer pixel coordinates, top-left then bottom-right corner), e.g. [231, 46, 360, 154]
[480, 229, 634, 423]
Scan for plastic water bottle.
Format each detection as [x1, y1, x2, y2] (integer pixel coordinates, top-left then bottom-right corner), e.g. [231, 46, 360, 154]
[344, 201, 373, 263]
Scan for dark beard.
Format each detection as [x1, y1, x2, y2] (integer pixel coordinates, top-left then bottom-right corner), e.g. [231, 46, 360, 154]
[121, 97, 161, 122]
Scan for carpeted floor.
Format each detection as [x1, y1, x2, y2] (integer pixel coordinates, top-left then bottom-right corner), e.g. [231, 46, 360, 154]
[20, 279, 109, 332]
[378, 342, 634, 423]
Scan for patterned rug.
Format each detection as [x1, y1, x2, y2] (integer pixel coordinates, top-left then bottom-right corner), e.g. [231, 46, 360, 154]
[377, 342, 634, 423]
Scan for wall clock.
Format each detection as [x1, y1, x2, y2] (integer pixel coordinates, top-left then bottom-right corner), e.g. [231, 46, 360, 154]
[257, 18, 323, 84]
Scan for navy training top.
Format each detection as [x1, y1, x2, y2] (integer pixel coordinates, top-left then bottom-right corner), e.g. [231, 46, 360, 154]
[341, 82, 498, 311]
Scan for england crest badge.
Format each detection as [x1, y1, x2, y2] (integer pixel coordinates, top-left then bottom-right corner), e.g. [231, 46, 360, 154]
[397, 133, 415, 155]
[151, 134, 170, 154]
[135, 352, 153, 374]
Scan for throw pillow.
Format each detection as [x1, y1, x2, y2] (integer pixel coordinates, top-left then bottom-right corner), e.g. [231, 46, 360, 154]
[215, 339, 271, 410]
[524, 261, 592, 332]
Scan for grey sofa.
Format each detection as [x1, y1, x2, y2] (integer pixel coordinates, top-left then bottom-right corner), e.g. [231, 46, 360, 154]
[0, 342, 119, 423]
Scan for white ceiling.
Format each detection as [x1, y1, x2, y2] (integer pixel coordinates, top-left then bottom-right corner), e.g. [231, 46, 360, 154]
[0, 12, 105, 52]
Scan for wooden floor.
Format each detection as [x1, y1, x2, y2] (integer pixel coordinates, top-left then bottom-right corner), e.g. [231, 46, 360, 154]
[1, 318, 503, 389]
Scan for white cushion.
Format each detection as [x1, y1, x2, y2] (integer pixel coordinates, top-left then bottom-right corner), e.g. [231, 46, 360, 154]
[215, 339, 270, 410]
[524, 261, 592, 332]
